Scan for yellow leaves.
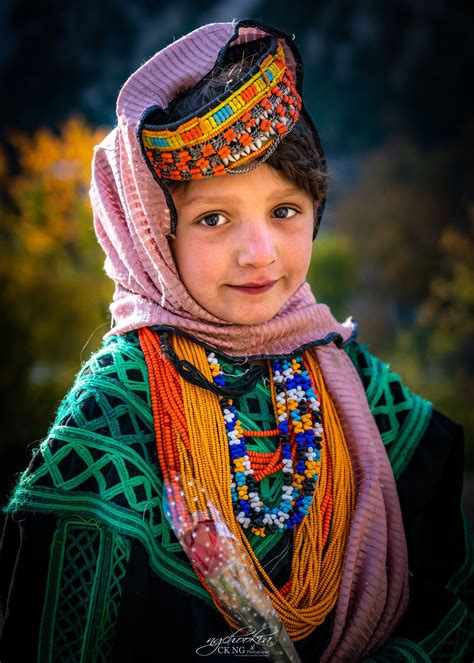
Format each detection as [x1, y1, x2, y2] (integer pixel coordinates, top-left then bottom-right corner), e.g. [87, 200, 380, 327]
[6, 117, 107, 256]
[10, 116, 105, 180]
[1, 115, 113, 389]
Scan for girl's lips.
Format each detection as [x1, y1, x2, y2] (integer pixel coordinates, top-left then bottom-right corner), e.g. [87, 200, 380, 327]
[226, 280, 278, 294]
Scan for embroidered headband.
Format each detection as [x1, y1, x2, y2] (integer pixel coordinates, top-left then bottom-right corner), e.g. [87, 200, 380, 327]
[139, 36, 302, 181]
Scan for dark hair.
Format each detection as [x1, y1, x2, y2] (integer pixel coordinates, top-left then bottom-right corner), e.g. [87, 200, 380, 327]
[164, 41, 329, 232]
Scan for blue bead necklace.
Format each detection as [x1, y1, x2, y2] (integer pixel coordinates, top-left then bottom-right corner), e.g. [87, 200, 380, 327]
[207, 353, 323, 537]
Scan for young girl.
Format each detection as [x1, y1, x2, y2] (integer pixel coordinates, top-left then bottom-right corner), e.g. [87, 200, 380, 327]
[1, 19, 472, 662]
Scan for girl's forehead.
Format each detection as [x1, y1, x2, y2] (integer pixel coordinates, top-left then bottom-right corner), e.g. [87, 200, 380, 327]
[170, 164, 307, 209]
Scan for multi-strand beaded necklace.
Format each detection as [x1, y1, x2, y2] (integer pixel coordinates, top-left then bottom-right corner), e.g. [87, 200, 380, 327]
[207, 353, 322, 537]
[139, 328, 355, 640]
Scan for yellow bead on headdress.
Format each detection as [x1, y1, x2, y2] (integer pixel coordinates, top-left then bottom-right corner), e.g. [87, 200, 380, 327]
[139, 37, 302, 181]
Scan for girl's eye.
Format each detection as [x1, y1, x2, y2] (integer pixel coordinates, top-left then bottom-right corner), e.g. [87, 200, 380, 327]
[273, 206, 297, 219]
[199, 213, 226, 227]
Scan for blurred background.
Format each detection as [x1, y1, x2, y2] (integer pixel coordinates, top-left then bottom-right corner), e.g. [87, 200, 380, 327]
[0, 1, 472, 522]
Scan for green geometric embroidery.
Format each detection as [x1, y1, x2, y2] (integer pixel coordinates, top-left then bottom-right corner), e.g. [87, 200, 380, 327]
[94, 533, 130, 662]
[55, 529, 98, 659]
[38, 519, 130, 663]
[363, 637, 431, 662]
[38, 521, 100, 662]
[419, 598, 474, 661]
[7, 334, 211, 607]
[344, 341, 433, 479]
[447, 514, 474, 613]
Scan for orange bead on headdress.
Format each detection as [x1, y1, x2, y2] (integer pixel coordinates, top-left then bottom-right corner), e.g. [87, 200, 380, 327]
[139, 36, 302, 182]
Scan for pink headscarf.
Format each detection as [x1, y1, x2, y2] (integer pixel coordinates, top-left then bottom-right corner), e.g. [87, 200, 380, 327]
[89, 19, 409, 659]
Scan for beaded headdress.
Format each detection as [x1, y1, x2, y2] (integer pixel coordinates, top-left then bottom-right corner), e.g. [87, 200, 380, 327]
[139, 36, 302, 182]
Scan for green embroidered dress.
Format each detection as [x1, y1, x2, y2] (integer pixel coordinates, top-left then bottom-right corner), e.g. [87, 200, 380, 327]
[1, 332, 472, 662]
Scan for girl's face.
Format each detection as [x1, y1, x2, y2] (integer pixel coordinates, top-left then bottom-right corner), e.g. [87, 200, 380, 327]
[170, 164, 315, 325]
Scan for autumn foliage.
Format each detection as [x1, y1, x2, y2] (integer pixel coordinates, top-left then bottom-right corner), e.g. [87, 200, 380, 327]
[0, 118, 112, 497]
[0, 118, 112, 383]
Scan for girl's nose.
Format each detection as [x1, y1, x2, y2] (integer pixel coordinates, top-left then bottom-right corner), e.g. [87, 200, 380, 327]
[236, 221, 277, 269]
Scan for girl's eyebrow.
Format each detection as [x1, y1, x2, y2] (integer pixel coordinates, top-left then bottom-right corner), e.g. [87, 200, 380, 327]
[184, 186, 303, 208]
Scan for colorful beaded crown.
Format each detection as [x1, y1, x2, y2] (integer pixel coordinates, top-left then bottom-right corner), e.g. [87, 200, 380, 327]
[139, 37, 302, 181]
